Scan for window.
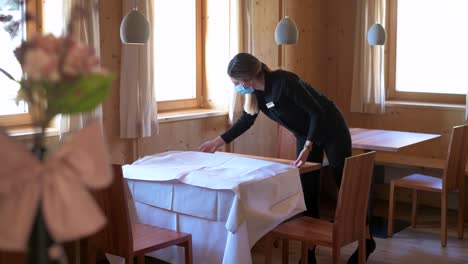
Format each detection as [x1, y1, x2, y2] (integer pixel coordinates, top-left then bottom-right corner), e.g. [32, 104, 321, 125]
[0, 0, 31, 126]
[153, 0, 202, 111]
[387, 0, 467, 104]
[0, 0, 64, 127]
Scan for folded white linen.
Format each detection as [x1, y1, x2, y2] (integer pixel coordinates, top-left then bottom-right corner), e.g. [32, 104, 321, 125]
[122, 151, 304, 234]
[118, 151, 306, 264]
[123, 151, 299, 198]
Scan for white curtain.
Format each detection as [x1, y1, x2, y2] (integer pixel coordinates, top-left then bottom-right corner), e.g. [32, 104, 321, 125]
[350, 0, 386, 114]
[228, 0, 250, 124]
[59, 0, 103, 136]
[120, 0, 157, 138]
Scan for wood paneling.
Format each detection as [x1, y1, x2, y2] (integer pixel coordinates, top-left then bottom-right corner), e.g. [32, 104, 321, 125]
[136, 115, 228, 158]
[285, 0, 329, 91]
[99, 1, 229, 163]
[276, 0, 467, 160]
[99, 0, 467, 164]
[231, 0, 280, 157]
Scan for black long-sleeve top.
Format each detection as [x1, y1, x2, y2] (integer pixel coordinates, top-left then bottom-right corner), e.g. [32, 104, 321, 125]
[221, 70, 344, 146]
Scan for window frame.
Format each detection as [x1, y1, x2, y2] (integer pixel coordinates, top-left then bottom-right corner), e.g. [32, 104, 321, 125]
[386, 0, 466, 105]
[155, 0, 203, 112]
[0, 0, 43, 127]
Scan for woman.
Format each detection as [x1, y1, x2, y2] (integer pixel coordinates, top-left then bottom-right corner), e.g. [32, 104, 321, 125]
[199, 53, 374, 263]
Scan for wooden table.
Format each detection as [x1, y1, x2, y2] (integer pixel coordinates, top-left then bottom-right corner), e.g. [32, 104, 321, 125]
[350, 128, 442, 238]
[215, 151, 321, 174]
[350, 127, 441, 152]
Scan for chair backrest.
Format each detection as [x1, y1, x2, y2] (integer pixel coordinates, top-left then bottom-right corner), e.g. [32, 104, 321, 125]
[89, 164, 133, 256]
[443, 124, 468, 190]
[333, 151, 376, 246]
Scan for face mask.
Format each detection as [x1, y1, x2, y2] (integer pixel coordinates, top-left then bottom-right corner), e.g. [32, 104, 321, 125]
[234, 84, 254, 94]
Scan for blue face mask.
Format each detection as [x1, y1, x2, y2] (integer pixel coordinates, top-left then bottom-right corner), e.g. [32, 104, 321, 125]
[234, 84, 254, 94]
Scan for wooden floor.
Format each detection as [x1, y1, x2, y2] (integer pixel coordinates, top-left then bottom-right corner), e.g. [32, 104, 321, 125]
[251, 199, 468, 264]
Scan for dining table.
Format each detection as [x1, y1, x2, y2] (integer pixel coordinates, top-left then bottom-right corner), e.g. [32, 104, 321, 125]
[106, 150, 321, 264]
[350, 127, 441, 153]
[349, 127, 442, 237]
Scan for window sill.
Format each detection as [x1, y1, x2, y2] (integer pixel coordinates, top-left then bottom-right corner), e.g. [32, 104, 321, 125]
[6, 127, 60, 140]
[158, 108, 228, 123]
[385, 100, 465, 111]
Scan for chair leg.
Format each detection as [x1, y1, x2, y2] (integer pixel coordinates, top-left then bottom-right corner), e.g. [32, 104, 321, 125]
[441, 191, 448, 247]
[358, 237, 366, 264]
[411, 189, 417, 227]
[387, 182, 396, 237]
[332, 244, 340, 264]
[458, 189, 465, 239]
[125, 256, 134, 264]
[300, 242, 308, 264]
[264, 234, 274, 264]
[282, 238, 289, 264]
[136, 255, 145, 264]
[86, 244, 96, 264]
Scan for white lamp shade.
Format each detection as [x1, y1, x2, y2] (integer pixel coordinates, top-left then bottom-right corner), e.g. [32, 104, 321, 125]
[275, 16, 299, 45]
[120, 9, 150, 44]
[367, 23, 386, 46]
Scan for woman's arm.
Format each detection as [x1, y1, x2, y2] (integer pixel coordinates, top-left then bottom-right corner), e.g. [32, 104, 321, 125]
[293, 140, 313, 167]
[220, 111, 258, 144]
[198, 111, 258, 153]
[198, 136, 226, 152]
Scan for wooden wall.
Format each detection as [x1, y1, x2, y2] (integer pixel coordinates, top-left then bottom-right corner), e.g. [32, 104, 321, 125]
[230, 0, 281, 157]
[271, 0, 467, 160]
[318, 0, 466, 158]
[99, 0, 234, 164]
[99, 0, 467, 171]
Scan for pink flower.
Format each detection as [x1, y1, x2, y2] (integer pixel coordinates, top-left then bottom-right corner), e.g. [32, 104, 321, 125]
[63, 41, 99, 76]
[23, 48, 60, 81]
[31, 34, 62, 54]
[18, 34, 105, 82]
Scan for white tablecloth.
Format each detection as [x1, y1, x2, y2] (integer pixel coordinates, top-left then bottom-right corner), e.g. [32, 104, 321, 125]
[107, 151, 306, 264]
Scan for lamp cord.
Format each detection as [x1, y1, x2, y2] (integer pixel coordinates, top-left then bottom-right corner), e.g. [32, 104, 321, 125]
[285, 0, 288, 17]
[375, 0, 379, 24]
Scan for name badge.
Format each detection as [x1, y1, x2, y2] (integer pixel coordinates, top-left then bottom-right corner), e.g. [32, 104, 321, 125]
[266, 102, 275, 108]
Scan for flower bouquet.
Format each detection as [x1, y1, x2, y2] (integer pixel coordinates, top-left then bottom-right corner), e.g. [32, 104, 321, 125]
[0, 7, 112, 150]
[0, 3, 113, 264]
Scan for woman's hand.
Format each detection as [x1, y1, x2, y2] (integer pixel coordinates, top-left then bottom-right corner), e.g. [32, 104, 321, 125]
[293, 142, 312, 167]
[198, 136, 226, 153]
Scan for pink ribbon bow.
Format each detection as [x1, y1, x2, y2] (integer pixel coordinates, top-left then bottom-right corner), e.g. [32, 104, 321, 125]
[0, 120, 112, 251]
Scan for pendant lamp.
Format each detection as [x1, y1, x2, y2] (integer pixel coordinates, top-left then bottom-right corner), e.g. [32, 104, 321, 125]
[367, 0, 386, 46]
[275, 0, 298, 45]
[120, 0, 150, 44]
[367, 23, 386, 45]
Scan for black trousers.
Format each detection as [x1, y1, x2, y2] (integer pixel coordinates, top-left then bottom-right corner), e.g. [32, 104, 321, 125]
[295, 116, 351, 218]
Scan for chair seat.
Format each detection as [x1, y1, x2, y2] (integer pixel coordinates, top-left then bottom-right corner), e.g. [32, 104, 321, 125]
[132, 223, 192, 255]
[271, 216, 334, 247]
[393, 173, 442, 192]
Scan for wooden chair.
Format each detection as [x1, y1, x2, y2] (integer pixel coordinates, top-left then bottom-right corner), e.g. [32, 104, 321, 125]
[264, 151, 376, 264]
[388, 124, 468, 247]
[87, 164, 192, 264]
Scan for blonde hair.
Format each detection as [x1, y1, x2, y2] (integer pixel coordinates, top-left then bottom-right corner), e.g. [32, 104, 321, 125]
[227, 53, 271, 115]
[243, 94, 258, 115]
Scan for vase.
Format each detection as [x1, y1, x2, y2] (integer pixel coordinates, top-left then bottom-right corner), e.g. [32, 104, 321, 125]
[27, 145, 66, 264]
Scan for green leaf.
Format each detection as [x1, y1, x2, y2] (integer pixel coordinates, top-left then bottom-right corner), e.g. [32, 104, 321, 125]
[47, 74, 113, 116]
